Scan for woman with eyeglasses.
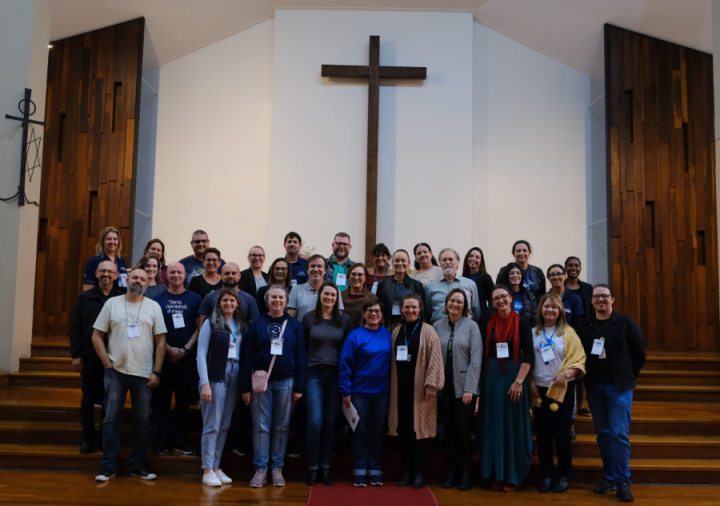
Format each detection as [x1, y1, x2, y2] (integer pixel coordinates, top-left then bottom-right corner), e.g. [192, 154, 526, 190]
[377, 249, 427, 331]
[461, 247, 495, 321]
[410, 243, 443, 287]
[366, 243, 394, 294]
[188, 248, 223, 300]
[497, 262, 538, 327]
[256, 259, 294, 315]
[476, 285, 535, 493]
[339, 300, 392, 487]
[546, 265, 585, 328]
[495, 240, 546, 298]
[341, 263, 375, 328]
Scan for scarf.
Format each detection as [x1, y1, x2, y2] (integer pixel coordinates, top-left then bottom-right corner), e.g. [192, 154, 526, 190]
[484, 310, 520, 372]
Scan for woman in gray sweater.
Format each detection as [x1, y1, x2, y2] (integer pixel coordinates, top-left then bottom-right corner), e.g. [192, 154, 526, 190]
[433, 288, 483, 492]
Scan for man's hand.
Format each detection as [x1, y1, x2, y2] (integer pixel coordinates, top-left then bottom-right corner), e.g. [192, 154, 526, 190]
[242, 392, 252, 404]
[71, 358, 83, 373]
[293, 393, 303, 407]
[166, 346, 185, 363]
[147, 372, 160, 388]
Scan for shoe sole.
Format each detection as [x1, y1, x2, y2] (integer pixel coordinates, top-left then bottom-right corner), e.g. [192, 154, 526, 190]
[354, 483, 367, 487]
[95, 474, 115, 482]
[174, 449, 195, 455]
[249, 483, 265, 488]
[202, 480, 222, 487]
[131, 473, 157, 480]
[370, 482, 383, 486]
[273, 483, 286, 487]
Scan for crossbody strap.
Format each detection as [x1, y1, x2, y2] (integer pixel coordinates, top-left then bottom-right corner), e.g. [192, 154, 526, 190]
[266, 319, 288, 379]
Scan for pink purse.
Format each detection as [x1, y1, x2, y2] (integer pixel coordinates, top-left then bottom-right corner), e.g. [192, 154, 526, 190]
[251, 320, 286, 393]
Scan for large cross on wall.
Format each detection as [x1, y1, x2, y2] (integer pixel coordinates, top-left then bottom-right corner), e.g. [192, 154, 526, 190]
[322, 36, 427, 263]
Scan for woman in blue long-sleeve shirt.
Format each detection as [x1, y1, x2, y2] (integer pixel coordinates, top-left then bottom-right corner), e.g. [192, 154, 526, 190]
[240, 285, 306, 488]
[339, 298, 392, 487]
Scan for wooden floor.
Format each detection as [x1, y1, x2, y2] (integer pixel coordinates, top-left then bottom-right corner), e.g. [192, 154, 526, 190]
[0, 470, 718, 506]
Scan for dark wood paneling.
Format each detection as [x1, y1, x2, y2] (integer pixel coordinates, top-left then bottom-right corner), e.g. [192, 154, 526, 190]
[32, 18, 144, 336]
[605, 24, 718, 351]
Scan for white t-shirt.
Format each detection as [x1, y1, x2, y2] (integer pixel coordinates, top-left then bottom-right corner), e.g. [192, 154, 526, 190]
[532, 326, 574, 388]
[93, 295, 167, 378]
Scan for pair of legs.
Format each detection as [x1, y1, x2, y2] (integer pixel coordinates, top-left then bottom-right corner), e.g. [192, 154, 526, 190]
[250, 377, 295, 471]
[351, 395, 389, 477]
[439, 390, 476, 470]
[200, 360, 239, 473]
[533, 383, 576, 479]
[101, 368, 153, 473]
[80, 355, 105, 447]
[399, 430, 428, 474]
[305, 367, 341, 470]
[154, 355, 195, 449]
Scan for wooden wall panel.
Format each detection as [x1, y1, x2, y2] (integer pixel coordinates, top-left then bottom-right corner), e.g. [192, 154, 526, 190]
[605, 24, 719, 351]
[32, 18, 144, 336]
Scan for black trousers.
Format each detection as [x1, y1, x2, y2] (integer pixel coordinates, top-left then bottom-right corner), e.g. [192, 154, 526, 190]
[439, 389, 476, 468]
[399, 430, 428, 474]
[153, 356, 195, 446]
[397, 370, 428, 474]
[80, 355, 105, 443]
[289, 396, 307, 451]
[533, 382, 576, 478]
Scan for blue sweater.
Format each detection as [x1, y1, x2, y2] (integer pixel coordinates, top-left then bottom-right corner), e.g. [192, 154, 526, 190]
[339, 326, 392, 397]
[240, 313, 306, 394]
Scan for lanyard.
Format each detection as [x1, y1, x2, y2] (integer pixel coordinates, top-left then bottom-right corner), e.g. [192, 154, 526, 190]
[404, 320, 420, 346]
[447, 321, 455, 354]
[124, 296, 144, 324]
[542, 326, 556, 348]
[228, 319, 238, 343]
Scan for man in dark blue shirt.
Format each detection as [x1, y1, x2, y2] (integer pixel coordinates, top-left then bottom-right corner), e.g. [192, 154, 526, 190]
[152, 263, 203, 455]
[284, 232, 308, 286]
[178, 229, 226, 288]
[198, 262, 261, 324]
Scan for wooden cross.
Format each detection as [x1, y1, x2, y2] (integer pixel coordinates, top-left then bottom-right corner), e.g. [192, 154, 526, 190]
[322, 36, 426, 263]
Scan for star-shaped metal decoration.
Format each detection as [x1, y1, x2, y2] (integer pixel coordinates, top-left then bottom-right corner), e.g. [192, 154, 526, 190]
[25, 127, 42, 182]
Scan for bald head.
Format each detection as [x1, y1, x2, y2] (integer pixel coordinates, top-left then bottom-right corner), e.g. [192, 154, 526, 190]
[166, 262, 186, 290]
[220, 262, 241, 289]
[96, 261, 118, 290]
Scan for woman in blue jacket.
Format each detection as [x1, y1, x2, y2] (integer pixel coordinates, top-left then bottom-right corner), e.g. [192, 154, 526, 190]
[240, 285, 306, 489]
[339, 298, 392, 487]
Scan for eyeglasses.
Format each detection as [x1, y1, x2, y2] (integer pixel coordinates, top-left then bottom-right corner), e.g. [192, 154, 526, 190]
[350, 273, 365, 278]
[334, 242, 351, 248]
[592, 295, 612, 301]
[548, 273, 565, 279]
[192, 239, 209, 245]
[274, 267, 288, 273]
[365, 309, 382, 314]
[205, 258, 218, 263]
[97, 269, 116, 275]
[492, 294, 510, 302]
[249, 254, 265, 259]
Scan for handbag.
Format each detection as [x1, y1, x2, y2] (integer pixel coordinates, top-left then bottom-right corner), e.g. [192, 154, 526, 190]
[251, 319, 287, 393]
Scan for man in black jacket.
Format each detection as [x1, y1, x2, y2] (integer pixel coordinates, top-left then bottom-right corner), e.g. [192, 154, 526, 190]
[565, 256, 594, 418]
[69, 260, 121, 454]
[576, 284, 646, 503]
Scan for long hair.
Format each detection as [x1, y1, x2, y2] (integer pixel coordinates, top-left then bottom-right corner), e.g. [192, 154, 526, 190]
[413, 243, 438, 270]
[135, 255, 162, 285]
[312, 281, 343, 327]
[497, 262, 526, 293]
[267, 258, 293, 289]
[535, 292, 568, 336]
[95, 226, 122, 257]
[461, 247, 488, 278]
[143, 238, 167, 269]
[210, 288, 248, 333]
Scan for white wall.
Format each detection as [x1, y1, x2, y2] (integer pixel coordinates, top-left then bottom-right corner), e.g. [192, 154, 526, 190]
[473, 22, 592, 280]
[153, 18, 274, 266]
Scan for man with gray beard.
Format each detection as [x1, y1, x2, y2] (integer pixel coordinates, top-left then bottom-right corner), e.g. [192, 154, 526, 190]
[425, 248, 482, 324]
[91, 269, 167, 482]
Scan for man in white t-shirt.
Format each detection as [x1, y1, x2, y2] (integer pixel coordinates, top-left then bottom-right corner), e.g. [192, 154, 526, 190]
[91, 268, 167, 483]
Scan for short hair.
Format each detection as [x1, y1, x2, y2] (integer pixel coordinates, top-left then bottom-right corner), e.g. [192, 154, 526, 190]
[248, 245, 265, 255]
[95, 226, 122, 257]
[372, 243, 390, 258]
[268, 258, 292, 288]
[264, 284, 289, 307]
[492, 284, 513, 299]
[312, 281, 343, 327]
[284, 232, 302, 244]
[546, 264, 566, 277]
[565, 256, 582, 267]
[334, 232, 351, 243]
[413, 243, 438, 270]
[361, 297, 382, 313]
[401, 292, 425, 321]
[512, 240, 532, 255]
[443, 288, 469, 317]
[192, 229, 208, 238]
[593, 283, 613, 297]
[135, 255, 162, 285]
[143, 238, 167, 268]
[203, 247, 221, 261]
[307, 254, 327, 271]
[536, 292, 568, 335]
[347, 262, 369, 279]
[438, 248, 460, 262]
[461, 247, 488, 278]
[497, 262, 526, 293]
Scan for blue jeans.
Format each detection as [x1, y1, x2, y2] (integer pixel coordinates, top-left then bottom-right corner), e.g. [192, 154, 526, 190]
[101, 367, 153, 471]
[250, 377, 295, 471]
[351, 395, 389, 476]
[200, 360, 239, 470]
[305, 366, 341, 469]
[586, 382, 633, 484]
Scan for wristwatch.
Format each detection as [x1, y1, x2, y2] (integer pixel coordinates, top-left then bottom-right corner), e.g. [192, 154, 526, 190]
[515, 378, 523, 385]
[152, 370, 162, 377]
[182, 346, 188, 353]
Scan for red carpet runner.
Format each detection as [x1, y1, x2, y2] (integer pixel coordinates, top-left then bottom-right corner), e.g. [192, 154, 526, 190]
[308, 482, 439, 506]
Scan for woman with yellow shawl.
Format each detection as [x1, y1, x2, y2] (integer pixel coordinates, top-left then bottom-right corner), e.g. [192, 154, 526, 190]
[530, 292, 586, 494]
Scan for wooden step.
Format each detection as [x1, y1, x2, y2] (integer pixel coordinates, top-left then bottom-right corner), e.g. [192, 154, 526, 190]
[19, 357, 74, 373]
[644, 351, 720, 371]
[30, 336, 71, 358]
[8, 372, 80, 389]
[637, 370, 720, 386]
[573, 435, 720, 459]
[632, 385, 720, 403]
[569, 457, 720, 485]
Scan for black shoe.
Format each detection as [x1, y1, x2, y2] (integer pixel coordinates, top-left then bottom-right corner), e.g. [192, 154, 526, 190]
[173, 441, 196, 455]
[79, 441, 95, 454]
[412, 474, 425, 489]
[616, 483, 634, 502]
[397, 472, 412, 486]
[538, 476, 552, 493]
[594, 479, 617, 494]
[151, 444, 167, 456]
[306, 469, 318, 486]
[569, 420, 577, 441]
[441, 468, 456, 489]
[131, 466, 157, 480]
[95, 467, 115, 482]
[318, 468, 334, 486]
[554, 476, 570, 493]
[458, 465, 473, 491]
[578, 407, 591, 417]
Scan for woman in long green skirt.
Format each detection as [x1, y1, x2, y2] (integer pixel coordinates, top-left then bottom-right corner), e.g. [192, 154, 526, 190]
[477, 285, 535, 492]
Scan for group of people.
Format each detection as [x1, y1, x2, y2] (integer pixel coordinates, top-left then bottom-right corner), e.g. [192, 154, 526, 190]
[69, 226, 646, 502]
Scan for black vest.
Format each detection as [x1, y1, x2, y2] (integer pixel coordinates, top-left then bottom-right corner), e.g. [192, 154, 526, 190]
[206, 320, 234, 383]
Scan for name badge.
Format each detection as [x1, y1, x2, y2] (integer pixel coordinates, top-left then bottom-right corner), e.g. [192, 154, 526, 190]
[172, 313, 185, 329]
[591, 338, 605, 356]
[127, 322, 140, 338]
[397, 345, 409, 361]
[271, 338, 283, 355]
[292, 279, 298, 287]
[336, 273, 347, 287]
[371, 282, 378, 295]
[540, 345, 555, 362]
[392, 302, 401, 315]
[118, 273, 128, 288]
[496, 342, 509, 358]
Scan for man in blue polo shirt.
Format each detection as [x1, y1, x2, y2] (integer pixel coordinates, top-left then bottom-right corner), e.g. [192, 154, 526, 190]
[178, 229, 226, 288]
[198, 262, 260, 325]
[284, 232, 308, 286]
[325, 232, 354, 292]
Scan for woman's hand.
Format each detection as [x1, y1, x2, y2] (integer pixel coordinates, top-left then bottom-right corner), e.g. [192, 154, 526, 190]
[425, 389, 436, 402]
[242, 392, 252, 404]
[343, 395, 351, 409]
[530, 382, 540, 398]
[462, 392, 473, 405]
[292, 393, 303, 407]
[552, 371, 569, 388]
[201, 383, 212, 403]
[508, 381, 523, 402]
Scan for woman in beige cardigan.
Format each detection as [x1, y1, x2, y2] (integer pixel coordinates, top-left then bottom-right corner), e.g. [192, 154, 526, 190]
[388, 293, 444, 489]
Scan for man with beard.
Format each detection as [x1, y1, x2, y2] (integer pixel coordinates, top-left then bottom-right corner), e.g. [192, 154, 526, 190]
[197, 262, 260, 326]
[425, 248, 482, 324]
[69, 261, 122, 454]
[91, 269, 167, 482]
[179, 230, 226, 288]
[288, 254, 345, 321]
[325, 232, 354, 292]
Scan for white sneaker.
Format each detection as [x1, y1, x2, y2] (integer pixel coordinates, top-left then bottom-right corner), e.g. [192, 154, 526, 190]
[215, 469, 232, 484]
[202, 471, 222, 487]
